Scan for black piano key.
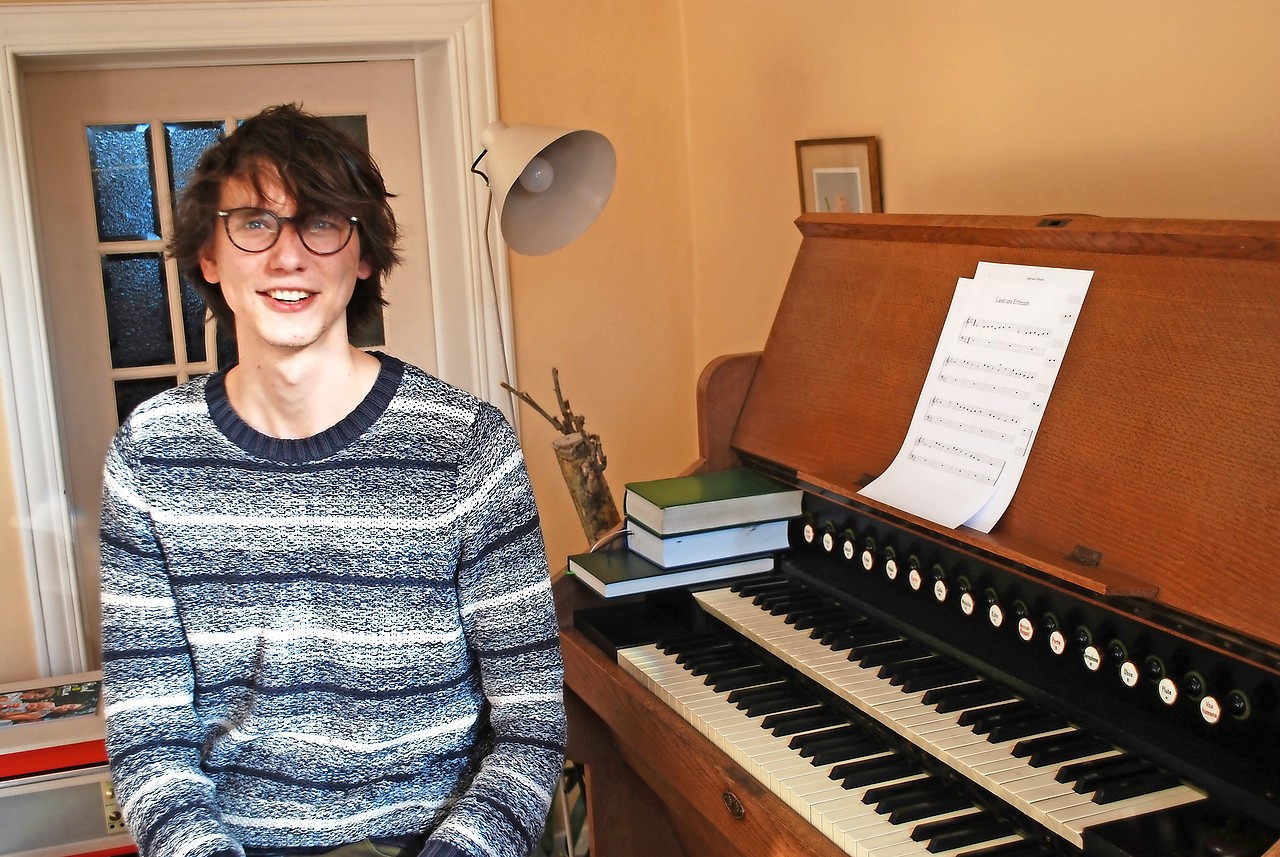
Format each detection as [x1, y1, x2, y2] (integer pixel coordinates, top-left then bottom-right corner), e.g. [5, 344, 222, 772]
[656, 631, 722, 655]
[811, 610, 870, 632]
[668, 633, 734, 651]
[680, 654, 742, 675]
[847, 637, 913, 664]
[787, 605, 848, 631]
[671, 637, 735, 659]
[697, 655, 766, 678]
[987, 712, 1070, 742]
[685, 652, 757, 676]
[899, 664, 981, 693]
[888, 792, 975, 825]
[955, 842, 1052, 857]
[730, 575, 787, 596]
[917, 810, 1015, 851]
[756, 590, 815, 614]
[1012, 731, 1112, 766]
[746, 697, 816, 718]
[829, 626, 898, 653]
[810, 737, 887, 768]
[924, 681, 1016, 713]
[709, 666, 778, 692]
[789, 723, 864, 754]
[877, 652, 946, 679]
[762, 706, 845, 736]
[1056, 752, 1149, 785]
[832, 753, 921, 788]
[1072, 759, 1161, 794]
[858, 640, 925, 667]
[724, 683, 788, 709]
[727, 680, 783, 706]
[790, 727, 887, 766]
[814, 615, 873, 646]
[958, 699, 1038, 731]
[862, 775, 942, 806]
[743, 691, 818, 718]
[748, 590, 789, 610]
[904, 671, 980, 695]
[665, 642, 737, 660]
[691, 660, 757, 680]
[878, 657, 949, 686]
[1092, 769, 1183, 804]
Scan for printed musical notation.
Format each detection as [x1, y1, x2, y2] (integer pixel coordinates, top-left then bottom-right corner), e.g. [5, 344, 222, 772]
[859, 261, 1093, 531]
[908, 436, 1005, 485]
[923, 396, 1018, 444]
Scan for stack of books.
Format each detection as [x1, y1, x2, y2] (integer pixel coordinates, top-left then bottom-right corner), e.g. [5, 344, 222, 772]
[567, 468, 802, 598]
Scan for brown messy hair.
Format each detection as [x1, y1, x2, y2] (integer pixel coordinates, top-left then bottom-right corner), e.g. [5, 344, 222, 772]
[167, 103, 402, 339]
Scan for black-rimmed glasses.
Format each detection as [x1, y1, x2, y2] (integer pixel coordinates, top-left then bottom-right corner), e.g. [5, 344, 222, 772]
[216, 207, 359, 255]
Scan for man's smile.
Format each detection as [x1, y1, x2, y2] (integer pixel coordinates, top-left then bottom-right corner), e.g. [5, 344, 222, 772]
[264, 289, 313, 304]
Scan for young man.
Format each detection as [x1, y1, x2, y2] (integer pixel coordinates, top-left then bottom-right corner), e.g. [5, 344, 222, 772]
[99, 104, 565, 857]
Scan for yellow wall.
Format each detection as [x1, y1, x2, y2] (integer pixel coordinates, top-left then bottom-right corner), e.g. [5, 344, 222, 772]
[3, 0, 1279, 677]
[493, 0, 699, 570]
[680, 0, 1280, 371]
[0, 377, 39, 677]
[498, 0, 1280, 571]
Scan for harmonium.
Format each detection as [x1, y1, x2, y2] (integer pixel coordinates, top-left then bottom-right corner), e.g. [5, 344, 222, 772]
[555, 213, 1280, 857]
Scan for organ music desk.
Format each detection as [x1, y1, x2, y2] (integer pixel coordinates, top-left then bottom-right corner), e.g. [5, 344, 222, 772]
[556, 213, 1280, 857]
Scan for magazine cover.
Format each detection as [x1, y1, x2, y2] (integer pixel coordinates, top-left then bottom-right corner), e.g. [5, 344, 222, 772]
[0, 676, 100, 727]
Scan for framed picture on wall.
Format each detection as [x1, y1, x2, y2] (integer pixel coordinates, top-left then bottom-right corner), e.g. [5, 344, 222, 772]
[795, 136, 882, 213]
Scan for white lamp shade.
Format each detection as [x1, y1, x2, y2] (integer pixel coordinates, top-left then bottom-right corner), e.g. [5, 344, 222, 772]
[479, 120, 616, 255]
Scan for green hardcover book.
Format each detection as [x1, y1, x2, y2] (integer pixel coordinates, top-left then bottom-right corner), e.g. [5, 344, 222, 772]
[623, 468, 803, 535]
[567, 548, 774, 598]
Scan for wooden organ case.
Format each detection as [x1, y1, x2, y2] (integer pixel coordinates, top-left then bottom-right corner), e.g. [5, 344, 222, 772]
[556, 214, 1280, 857]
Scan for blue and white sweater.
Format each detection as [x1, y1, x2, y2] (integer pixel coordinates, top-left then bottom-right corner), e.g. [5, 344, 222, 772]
[100, 353, 565, 857]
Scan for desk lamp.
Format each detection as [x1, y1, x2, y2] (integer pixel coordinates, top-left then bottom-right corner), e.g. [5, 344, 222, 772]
[471, 120, 615, 255]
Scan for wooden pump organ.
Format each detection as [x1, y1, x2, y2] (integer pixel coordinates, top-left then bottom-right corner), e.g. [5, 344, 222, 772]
[555, 213, 1280, 857]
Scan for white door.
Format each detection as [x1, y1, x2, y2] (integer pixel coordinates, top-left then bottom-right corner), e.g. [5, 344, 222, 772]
[24, 60, 437, 665]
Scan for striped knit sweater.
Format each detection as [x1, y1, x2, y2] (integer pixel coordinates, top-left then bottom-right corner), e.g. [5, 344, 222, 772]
[100, 352, 565, 857]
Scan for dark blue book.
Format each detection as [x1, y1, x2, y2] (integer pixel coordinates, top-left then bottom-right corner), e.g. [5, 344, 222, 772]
[567, 548, 774, 598]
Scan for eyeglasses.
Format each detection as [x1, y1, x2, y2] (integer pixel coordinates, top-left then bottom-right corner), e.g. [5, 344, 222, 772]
[216, 207, 359, 255]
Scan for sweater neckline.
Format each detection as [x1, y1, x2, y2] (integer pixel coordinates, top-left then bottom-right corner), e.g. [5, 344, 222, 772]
[206, 351, 404, 463]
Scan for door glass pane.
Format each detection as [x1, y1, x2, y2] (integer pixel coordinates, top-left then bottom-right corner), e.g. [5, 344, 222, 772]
[164, 122, 225, 212]
[115, 377, 177, 424]
[101, 253, 174, 368]
[87, 124, 160, 242]
[323, 114, 368, 146]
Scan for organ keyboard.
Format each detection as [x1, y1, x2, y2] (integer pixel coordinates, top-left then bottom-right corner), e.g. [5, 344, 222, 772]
[556, 213, 1280, 857]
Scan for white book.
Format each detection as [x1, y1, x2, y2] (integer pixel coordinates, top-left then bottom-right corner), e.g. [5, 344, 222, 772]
[625, 518, 790, 569]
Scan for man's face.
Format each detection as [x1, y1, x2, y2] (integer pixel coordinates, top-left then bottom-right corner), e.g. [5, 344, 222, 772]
[199, 174, 372, 356]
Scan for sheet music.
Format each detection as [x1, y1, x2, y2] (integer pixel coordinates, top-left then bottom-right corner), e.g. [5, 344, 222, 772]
[858, 262, 1092, 531]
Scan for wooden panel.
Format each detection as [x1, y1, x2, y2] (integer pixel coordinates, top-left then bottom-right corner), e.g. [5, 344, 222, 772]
[733, 213, 1280, 650]
[682, 352, 760, 476]
[561, 624, 847, 857]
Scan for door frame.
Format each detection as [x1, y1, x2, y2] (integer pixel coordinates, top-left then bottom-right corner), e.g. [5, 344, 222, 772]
[0, 0, 515, 676]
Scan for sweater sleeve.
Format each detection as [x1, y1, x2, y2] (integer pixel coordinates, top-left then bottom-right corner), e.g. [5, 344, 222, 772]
[420, 404, 566, 857]
[99, 427, 243, 857]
